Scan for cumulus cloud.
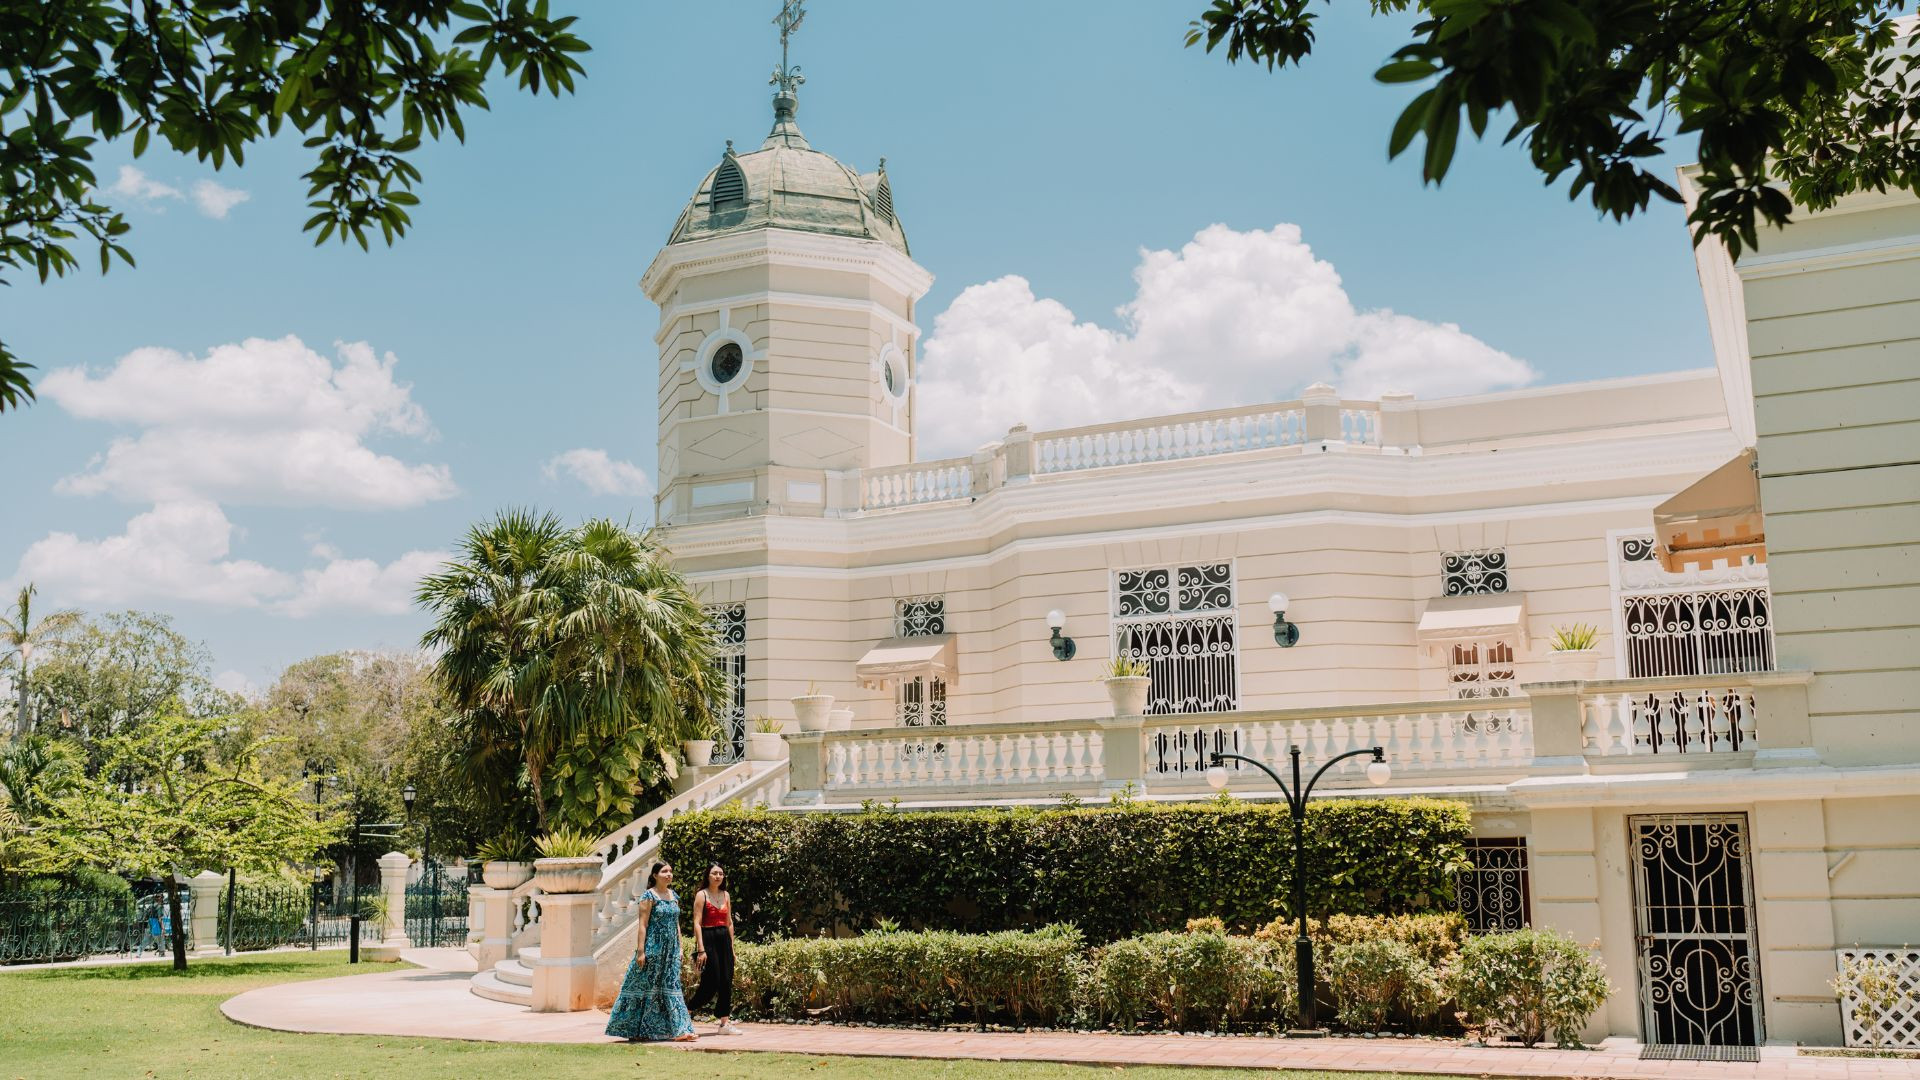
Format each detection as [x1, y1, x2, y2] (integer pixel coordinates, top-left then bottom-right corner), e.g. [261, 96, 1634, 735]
[915, 223, 1536, 455]
[108, 165, 183, 206]
[41, 336, 454, 509]
[544, 448, 652, 497]
[8, 500, 447, 616]
[191, 179, 251, 219]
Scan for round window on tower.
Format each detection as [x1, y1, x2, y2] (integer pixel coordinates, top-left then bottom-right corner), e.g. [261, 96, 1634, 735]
[877, 343, 909, 404]
[709, 343, 744, 386]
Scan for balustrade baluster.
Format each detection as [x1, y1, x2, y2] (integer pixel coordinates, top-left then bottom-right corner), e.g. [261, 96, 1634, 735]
[1709, 691, 1734, 752]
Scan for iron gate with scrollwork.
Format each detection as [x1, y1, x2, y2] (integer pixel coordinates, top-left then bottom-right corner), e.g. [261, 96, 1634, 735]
[1632, 814, 1763, 1047]
[1454, 838, 1530, 932]
[404, 863, 468, 949]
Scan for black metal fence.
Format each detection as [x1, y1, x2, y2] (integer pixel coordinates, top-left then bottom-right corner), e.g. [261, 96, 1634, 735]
[404, 863, 468, 948]
[0, 892, 178, 964]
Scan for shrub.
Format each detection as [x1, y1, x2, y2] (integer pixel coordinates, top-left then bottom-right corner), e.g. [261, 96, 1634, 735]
[1081, 930, 1294, 1032]
[1832, 949, 1913, 1049]
[662, 798, 1472, 943]
[1447, 928, 1611, 1047]
[1255, 911, 1467, 970]
[1324, 938, 1444, 1033]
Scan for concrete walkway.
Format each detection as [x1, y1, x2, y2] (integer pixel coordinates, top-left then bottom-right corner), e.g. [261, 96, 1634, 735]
[222, 952, 1920, 1079]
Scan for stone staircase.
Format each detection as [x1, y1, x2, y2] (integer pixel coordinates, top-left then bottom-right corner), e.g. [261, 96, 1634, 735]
[467, 759, 790, 1010]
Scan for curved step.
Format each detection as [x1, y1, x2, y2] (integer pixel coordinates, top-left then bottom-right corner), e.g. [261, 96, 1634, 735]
[470, 968, 531, 1006]
[495, 957, 534, 988]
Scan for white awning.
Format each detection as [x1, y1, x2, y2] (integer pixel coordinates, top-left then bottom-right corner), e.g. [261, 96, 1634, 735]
[854, 636, 956, 689]
[1655, 449, 1765, 572]
[1416, 594, 1528, 646]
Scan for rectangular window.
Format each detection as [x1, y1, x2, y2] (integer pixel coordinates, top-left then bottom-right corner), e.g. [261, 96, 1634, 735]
[704, 603, 747, 763]
[1442, 548, 1508, 595]
[1113, 563, 1238, 715]
[1450, 641, 1516, 699]
[1454, 839, 1531, 933]
[894, 595, 947, 732]
[1614, 536, 1774, 678]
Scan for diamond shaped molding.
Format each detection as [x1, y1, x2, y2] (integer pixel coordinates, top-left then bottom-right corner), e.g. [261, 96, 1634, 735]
[686, 427, 758, 464]
[778, 425, 860, 461]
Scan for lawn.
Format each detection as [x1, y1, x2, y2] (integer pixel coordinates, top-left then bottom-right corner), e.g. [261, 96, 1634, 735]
[0, 952, 1464, 1080]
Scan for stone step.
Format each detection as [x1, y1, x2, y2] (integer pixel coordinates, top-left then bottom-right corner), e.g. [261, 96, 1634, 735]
[495, 958, 533, 988]
[469, 969, 531, 1007]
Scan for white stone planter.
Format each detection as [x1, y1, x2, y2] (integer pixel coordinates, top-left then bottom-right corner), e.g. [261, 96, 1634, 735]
[747, 731, 785, 761]
[827, 708, 854, 731]
[532, 856, 602, 895]
[1105, 676, 1152, 717]
[1547, 649, 1601, 681]
[682, 739, 714, 768]
[791, 693, 834, 732]
[480, 859, 533, 890]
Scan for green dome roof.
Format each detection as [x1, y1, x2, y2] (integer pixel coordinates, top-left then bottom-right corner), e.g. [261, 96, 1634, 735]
[667, 92, 909, 256]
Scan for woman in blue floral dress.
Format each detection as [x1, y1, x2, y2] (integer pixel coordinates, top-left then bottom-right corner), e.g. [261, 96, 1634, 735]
[605, 862, 696, 1042]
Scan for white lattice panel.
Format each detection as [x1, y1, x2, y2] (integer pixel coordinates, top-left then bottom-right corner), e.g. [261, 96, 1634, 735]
[1837, 948, 1920, 1049]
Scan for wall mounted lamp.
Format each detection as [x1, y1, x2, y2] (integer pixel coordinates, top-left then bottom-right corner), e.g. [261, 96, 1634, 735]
[1047, 609, 1076, 661]
[1268, 592, 1300, 648]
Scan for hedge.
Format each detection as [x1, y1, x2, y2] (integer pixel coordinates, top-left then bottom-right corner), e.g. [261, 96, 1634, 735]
[660, 798, 1473, 943]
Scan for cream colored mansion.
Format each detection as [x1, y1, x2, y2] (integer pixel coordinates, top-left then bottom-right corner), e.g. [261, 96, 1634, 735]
[466, 79, 1920, 1052]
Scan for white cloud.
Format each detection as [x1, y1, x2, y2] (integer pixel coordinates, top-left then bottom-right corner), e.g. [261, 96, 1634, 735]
[544, 448, 652, 497]
[8, 500, 447, 617]
[108, 165, 182, 206]
[214, 670, 259, 697]
[191, 179, 251, 219]
[279, 549, 448, 618]
[41, 336, 454, 509]
[915, 223, 1536, 456]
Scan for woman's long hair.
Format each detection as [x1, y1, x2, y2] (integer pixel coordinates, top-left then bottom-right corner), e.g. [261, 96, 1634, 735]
[705, 864, 726, 892]
[646, 861, 670, 891]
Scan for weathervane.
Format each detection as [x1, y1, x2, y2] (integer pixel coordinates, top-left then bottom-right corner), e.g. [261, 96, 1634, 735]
[771, 0, 806, 96]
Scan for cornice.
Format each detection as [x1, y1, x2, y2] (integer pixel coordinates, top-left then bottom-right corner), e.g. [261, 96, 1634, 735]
[641, 228, 935, 303]
[1506, 762, 1920, 808]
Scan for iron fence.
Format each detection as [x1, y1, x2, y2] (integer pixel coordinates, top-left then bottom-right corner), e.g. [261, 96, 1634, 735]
[404, 863, 467, 948]
[0, 891, 178, 964]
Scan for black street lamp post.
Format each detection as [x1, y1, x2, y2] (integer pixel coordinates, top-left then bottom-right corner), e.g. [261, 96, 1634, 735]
[1206, 744, 1391, 1033]
[402, 783, 435, 949]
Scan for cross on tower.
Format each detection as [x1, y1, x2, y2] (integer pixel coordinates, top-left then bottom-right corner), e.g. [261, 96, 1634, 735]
[771, 0, 807, 95]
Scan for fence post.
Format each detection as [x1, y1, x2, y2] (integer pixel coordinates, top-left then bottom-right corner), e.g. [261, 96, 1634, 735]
[1095, 715, 1145, 795]
[529, 892, 597, 1012]
[364, 851, 412, 961]
[188, 870, 224, 956]
[1302, 382, 1343, 446]
[783, 732, 826, 803]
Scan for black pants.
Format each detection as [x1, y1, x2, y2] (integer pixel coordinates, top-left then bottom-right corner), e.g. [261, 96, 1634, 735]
[688, 927, 734, 1019]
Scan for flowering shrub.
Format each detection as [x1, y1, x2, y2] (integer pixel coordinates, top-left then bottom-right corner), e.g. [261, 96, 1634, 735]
[1446, 928, 1611, 1047]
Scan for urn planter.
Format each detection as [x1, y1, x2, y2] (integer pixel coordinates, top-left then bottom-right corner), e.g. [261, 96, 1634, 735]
[681, 739, 715, 768]
[827, 708, 854, 731]
[480, 860, 534, 891]
[532, 856, 602, 895]
[1547, 649, 1601, 681]
[747, 731, 785, 761]
[1105, 675, 1152, 717]
[791, 693, 834, 732]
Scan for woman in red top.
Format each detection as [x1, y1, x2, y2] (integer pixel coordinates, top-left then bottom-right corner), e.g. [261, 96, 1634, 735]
[688, 864, 738, 1034]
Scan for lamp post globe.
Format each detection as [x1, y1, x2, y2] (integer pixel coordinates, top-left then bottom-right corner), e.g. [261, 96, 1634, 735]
[1205, 764, 1230, 790]
[401, 783, 416, 812]
[1267, 592, 1289, 616]
[1366, 760, 1392, 785]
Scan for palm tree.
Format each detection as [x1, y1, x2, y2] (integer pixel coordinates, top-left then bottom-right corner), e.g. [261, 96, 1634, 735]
[417, 512, 720, 834]
[3, 584, 80, 745]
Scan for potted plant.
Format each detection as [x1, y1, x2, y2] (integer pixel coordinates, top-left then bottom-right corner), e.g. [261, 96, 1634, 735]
[474, 832, 535, 890]
[790, 680, 834, 732]
[681, 716, 719, 769]
[1547, 623, 1601, 680]
[747, 715, 786, 761]
[531, 827, 603, 894]
[1102, 654, 1153, 717]
[827, 707, 854, 731]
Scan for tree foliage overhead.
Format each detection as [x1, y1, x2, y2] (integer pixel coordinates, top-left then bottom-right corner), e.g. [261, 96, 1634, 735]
[0, 0, 590, 412]
[1188, 1, 1920, 256]
[417, 511, 723, 837]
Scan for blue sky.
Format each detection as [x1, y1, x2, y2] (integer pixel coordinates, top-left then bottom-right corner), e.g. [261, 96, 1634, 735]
[0, 1, 1711, 691]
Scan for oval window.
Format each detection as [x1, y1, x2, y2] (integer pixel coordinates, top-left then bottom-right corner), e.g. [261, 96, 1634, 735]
[709, 343, 744, 386]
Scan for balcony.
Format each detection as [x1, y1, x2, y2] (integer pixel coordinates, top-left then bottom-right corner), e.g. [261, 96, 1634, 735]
[780, 671, 1816, 806]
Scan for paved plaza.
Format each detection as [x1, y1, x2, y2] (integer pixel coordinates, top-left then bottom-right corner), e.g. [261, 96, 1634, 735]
[215, 951, 1920, 1080]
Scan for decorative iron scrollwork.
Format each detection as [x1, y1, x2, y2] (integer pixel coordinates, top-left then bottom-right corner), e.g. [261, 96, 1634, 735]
[1442, 549, 1508, 595]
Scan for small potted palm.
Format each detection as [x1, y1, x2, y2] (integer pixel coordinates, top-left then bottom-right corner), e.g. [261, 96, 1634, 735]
[681, 716, 719, 769]
[1547, 623, 1601, 680]
[790, 680, 834, 732]
[475, 832, 535, 890]
[1102, 653, 1153, 717]
[532, 826, 604, 894]
[747, 715, 786, 761]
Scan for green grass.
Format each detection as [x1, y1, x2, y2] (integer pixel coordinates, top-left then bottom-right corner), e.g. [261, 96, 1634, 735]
[0, 952, 1462, 1080]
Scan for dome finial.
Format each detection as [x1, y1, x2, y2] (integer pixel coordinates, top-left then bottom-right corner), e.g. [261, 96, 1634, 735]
[764, 0, 811, 149]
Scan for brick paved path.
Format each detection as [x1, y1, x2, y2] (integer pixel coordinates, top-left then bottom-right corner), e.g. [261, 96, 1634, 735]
[217, 952, 1920, 1080]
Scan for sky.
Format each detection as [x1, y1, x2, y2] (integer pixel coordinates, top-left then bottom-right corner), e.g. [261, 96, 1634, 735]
[0, 1, 1714, 693]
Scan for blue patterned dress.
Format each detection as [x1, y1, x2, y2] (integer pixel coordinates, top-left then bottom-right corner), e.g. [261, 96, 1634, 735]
[605, 888, 695, 1041]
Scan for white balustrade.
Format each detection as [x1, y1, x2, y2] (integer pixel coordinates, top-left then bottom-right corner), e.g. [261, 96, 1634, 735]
[1033, 407, 1307, 475]
[862, 458, 974, 509]
[823, 724, 1105, 791]
[1580, 681, 1760, 756]
[1340, 407, 1381, 446]
[1142, 699, 1533, 784]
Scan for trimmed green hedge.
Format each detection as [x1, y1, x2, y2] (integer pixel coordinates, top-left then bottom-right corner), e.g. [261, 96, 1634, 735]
[660, 798, 1472, 943]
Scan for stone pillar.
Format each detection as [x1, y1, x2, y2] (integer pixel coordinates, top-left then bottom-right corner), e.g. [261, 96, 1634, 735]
[529, 893, 598, 1012]
[1002, 424, 1033, 485]
[1301, 382, 1343, 446]
[471, 886, 521, 970]
[1095, 715, 1145, 795]
[823, 468, 862, 517]
[187, 870, 225, 955]
[970, 444, 1003, 498]
[783, 732, 826, 804]
[1377, 391, 1420, 452]
[1749, 670, 1818, 767]
[1519, 681, 1589, 773]
[364, 851, 412, 961]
